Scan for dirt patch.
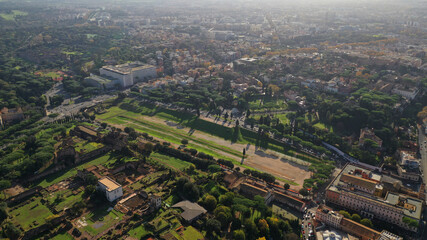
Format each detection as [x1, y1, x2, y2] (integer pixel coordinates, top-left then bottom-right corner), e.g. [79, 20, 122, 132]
[244, 155, 311, 188]
[4, 185, 25, 197]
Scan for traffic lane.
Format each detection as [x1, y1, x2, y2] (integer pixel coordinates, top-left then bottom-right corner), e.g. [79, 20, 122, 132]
[301, 210, 315, 240]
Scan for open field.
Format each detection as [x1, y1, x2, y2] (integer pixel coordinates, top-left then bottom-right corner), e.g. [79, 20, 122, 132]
[0, 10, 27, 20]
[181, 226, 204, 240]
[275, 113, 291, 124]
[97, 102, 314, 188]
[61, 51, 83, 55]
[51, 232, 74, 240]
[168, 226, 204, 240]
[35, 152, 132, 188]
[86, 34, 97, 39]
[313, 122, 334, 132]
[9, 197, 53, 231]
[127, 224, 150, 239]
[74, 140, 104, 153]
[150, 152, 193, 171]
[48, 189, 84, 212]
[249, 98, 287, 111]
[81, 205, 124, 236]
[34, 70, 67, 80]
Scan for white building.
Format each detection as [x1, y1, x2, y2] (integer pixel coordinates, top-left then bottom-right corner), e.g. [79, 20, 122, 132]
[326, 164, 423, 232]
[97, 177, 123, 202]
[391, 87, 419, 100]
[100, 61, 156, 88]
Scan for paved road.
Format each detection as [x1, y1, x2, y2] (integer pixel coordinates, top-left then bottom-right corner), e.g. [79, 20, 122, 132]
[43, 93, 115, 121]
[301, 208, 316, 240]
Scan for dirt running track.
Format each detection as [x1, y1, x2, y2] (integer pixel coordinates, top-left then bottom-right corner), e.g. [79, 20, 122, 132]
[100, 114, 311, 190]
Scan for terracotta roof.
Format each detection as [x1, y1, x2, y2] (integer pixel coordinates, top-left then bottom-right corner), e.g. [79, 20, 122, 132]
[273, 191, 305, 209]
[340, 173, 377, 191]
[240, 182, 269, 197]
[341, 217, 380, 240]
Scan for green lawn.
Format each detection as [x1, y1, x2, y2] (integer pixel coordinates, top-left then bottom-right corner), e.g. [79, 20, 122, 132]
[164, 195, 181, 206]
[74, 140, 104, 153]
[97, 100, 320, 184]
[35, 152, 120, 188]
[9, 197, 53, 231]
[50, 190, 84, 212]
[127, 224, 151, 239]
[249, 98, 287, 111]
[275, 113, 291, 124]
[98, 107, 245, 163]
[100, 105, 242, 154]
[141, 170, 169, 187]
[51, 232, 74, 240]
[149, 217, 169, 233]
[182, 226, 204, 240]
[129, 180, 144, 191]
[117, 114, 243, 157]
[150, 152, 192, 171]
[61, 51, 83, 55]
[86, 34, 97, 39]
[167, 226, 204, 240]
[0, 10, 27, 20]
[83, 205, 124, 236]
[44, 71, 61, 78]
[313, 122, 334, 132]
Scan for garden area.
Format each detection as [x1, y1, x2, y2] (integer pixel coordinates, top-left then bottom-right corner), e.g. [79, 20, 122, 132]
[35, 152, 129, 188]
[127, 224, 151, 239]
[80, 204, 124, 236]
[9, 197, 53, 231]
[0, 10, 28, 21]
[249, 98, 288, 111]
[74, 139, 104, 154]
[164, 226, 204, 240]
[51, 232, 74, 240]
[48, 189, 84, 213]
[149, 152, 193, 171]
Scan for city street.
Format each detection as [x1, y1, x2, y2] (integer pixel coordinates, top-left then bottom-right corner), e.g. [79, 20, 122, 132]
[301, 208, 316, 240]
[42, 82, 115, 121]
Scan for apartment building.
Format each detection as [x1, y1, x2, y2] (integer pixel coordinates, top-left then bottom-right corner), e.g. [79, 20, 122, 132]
[326, 164, 423, 232]
[316, 206, 403, 240]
